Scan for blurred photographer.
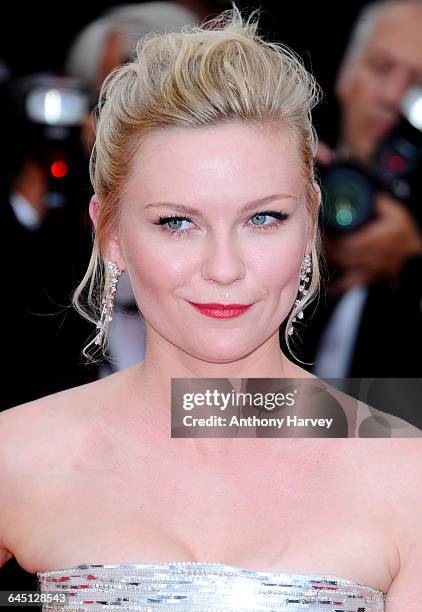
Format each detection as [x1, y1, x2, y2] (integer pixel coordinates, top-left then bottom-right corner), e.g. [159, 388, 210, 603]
[1, 74, 99, 410]
[300, 0, 422, 377]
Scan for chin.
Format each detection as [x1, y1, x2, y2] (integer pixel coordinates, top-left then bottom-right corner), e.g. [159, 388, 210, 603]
[353, 136, 375, 163]
[188, 337, 258, 364]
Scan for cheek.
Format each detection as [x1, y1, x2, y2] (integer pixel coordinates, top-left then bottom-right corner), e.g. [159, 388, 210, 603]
[348, 73, 378, 117]
[249, 235, 304, 295]
[123, 231, 193, 297]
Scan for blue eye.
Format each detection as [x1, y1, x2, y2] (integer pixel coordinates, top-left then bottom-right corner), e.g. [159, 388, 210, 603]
[153, 210, 289, 238]
[251, 213, 272, 226]
[166, 218, 189, 231]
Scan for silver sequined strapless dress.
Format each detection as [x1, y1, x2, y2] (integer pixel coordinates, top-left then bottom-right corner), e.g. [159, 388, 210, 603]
[37, 561, 385, 611]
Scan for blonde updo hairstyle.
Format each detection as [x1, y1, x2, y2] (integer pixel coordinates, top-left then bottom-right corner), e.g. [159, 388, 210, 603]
[73, 3, 323, 362]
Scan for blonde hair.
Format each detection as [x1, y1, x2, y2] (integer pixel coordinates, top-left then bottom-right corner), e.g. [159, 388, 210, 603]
[72, 3, 323, 362]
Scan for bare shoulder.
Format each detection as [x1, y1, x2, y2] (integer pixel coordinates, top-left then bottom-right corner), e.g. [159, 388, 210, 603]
[354, 397, 421, 438]
[313, 380, 422, 438]
[0, 360, 143, 476]
[0, 368, 132, 565]
[0, 377, 100, 448]
[338, 439, 422, 603]
[383, 441, 422, 607]
[0, 366, 133, 463]
[0, 379, 100, 507]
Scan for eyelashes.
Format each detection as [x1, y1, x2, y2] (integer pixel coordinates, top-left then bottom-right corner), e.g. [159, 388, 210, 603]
[152, 210, 289, 239]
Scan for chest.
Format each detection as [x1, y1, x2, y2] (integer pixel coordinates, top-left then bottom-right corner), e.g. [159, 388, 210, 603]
[12, 439, 397, 593]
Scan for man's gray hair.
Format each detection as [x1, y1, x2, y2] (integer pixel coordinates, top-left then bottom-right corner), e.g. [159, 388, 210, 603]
[65, 2, 201, 91]
[344, 0, 422, 59]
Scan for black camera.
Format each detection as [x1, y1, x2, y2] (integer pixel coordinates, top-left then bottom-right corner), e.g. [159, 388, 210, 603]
[319, 86, 422, 233]
[8, 73, 90, 209]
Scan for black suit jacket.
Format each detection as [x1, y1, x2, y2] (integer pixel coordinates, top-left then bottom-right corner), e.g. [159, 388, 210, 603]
[1, 180, 99, 409]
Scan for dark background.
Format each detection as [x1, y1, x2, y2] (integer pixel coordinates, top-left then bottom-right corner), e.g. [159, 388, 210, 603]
[0, 0, 370, 597]
[0, 1, 370, 147]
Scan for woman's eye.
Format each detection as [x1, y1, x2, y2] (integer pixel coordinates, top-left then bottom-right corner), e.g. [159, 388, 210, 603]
[152, 215, 194, 237]
[166, 218, 190, 231]
[250, 213, 276, 227]
[248, 210, 289, 230]
[152, 210, 288, 238]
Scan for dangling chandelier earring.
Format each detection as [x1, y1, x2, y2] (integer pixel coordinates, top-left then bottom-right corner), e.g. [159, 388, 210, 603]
[288, 254, 312, 336]
[94, 261, 125, 346]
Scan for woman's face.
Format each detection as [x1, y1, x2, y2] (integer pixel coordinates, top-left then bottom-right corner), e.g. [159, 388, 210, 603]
[107, 122, 315, 363]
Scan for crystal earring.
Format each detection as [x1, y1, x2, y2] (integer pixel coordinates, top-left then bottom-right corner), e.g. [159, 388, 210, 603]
[288, 254, 312, 336]
[94, 261, 125, 346]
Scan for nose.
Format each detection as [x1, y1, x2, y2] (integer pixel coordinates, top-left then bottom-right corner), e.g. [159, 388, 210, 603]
[201, 232, 246, 286]
[381, 69, 413, 109]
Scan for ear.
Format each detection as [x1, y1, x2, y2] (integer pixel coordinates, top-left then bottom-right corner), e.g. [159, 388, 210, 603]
[305, 182, 321, 256]
[89, 194, 126, 270]
[89, 193, 100, 228]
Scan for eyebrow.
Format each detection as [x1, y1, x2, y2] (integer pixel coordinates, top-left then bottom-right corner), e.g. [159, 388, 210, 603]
[144, 193, 298, 217]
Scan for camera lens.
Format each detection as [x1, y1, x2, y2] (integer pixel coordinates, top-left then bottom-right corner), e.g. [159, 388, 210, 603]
[320, 162, 376, 233]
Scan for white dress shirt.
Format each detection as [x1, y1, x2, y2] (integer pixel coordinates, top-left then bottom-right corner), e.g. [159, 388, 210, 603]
[313, 285, 369, 379]
[9, 192, 43, 230]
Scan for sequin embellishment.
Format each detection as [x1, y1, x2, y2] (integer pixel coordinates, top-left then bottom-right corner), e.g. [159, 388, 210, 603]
[38, 560, 385, 611]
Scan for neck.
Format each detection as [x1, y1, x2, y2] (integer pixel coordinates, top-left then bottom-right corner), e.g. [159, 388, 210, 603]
[104, 325, 318, 462]
[335, 141, 351, 161]
[336, 136, 370, 165]
[121, 325, 305, 437]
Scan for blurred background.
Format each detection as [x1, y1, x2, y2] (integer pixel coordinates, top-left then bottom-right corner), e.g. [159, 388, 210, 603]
[0, 1, 368, 146]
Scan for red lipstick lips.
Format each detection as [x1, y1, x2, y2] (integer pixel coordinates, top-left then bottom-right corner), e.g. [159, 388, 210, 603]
[187, 301, 252, 319]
